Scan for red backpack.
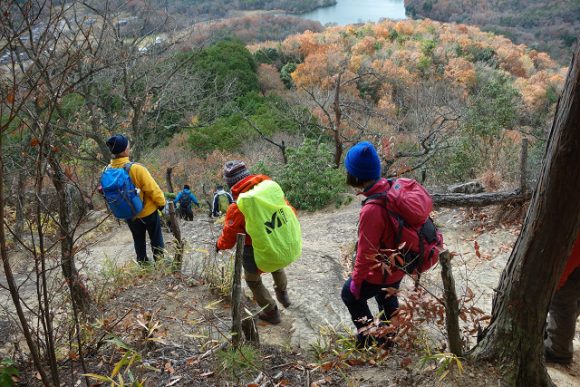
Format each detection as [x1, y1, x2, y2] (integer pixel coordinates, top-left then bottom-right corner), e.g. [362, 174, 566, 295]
[364, 178, 443, 275]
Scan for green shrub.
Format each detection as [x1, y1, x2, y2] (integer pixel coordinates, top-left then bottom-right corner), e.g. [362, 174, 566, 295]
[0, 358, 19, 387]
[217, 345, 261, 380]
[254, 47, 281, 65]
[192, 39, 259, 97]
[545, 84, 559, 105]
[188, 93, 299, 155]
[188, 114, 253, 155]
[421, 39, 437, 57]
[465, 68, 519, 138]
[427, 136, 483, 184]
[278, 140, 346, 211]
[280, 62, 297, 89]
[417, 55, 433, 77]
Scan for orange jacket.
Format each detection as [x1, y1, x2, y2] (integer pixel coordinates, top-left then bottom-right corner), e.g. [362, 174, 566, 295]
[216, 174, 296, 251]
[559, 231, 580, 288]
[216, 174, 270, 250]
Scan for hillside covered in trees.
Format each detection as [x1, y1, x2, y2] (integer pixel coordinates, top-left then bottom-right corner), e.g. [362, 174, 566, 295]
[126, 0, 336, 22]
[404, 0, 580, 65]
[240, 19, 564, 198]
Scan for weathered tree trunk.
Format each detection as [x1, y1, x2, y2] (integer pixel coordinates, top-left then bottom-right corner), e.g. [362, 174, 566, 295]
[166, 167, 175, 194]
[432, 190, 531, 207]
[471, 45, 580, 386]
[14, 171, 25, 238]
[231, 233, 245, 348]
[439, 251, 462, 356]
[48, 155, 92, 314]
[520, 138, 529, 196]
[165, 168, 184, 269]
[242, 312, 260, 345]
[168, 202, 184, 270]
[0, 134, 52, 386]
[332, 73, 343, 168]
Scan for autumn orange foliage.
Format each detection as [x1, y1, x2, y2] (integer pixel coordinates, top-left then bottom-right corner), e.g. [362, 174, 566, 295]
[281, 19, 564, 112]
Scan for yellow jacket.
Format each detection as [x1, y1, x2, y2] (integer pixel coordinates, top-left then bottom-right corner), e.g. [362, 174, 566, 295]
[109, 157, 166, 219]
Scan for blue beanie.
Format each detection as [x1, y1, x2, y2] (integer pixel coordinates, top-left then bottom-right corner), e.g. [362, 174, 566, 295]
[106, 134, 128, 154]
[344, 141, 381, 181]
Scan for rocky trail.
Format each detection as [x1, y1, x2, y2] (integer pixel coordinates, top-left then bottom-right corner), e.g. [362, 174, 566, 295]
[3, 200, 579, 385]
[80, 202, 519, 348]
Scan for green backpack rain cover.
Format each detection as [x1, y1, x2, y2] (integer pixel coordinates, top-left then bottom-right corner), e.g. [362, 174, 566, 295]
[237, 180, 302, 272]
[217, 193, 231, 214]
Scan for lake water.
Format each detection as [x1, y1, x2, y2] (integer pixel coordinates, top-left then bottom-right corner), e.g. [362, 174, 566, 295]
[300, 0, 406, 25]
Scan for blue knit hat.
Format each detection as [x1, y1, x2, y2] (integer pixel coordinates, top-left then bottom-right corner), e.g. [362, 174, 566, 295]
[344, 141, 381, 181]
[106, 134, 129, 154]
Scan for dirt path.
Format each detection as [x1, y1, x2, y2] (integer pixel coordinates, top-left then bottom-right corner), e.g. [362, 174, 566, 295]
[78, 203, 517, 346]
[74, 202, 579, 385]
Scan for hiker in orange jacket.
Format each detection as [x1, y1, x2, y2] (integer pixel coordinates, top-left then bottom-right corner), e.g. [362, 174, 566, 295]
[544, 231, 580, 365]
[215, 161, 292, 325]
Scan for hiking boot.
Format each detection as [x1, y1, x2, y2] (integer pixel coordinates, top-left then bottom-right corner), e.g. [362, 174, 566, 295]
[259, 306, 281, 325]
[545, 349, 572, 365]
[275, 290, 291, 308]
[355, 334, 373, 349]
[355, 332, 395, 350]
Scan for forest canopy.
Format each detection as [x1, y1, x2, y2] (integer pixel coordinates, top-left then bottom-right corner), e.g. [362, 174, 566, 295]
[404, 0, 580, 65]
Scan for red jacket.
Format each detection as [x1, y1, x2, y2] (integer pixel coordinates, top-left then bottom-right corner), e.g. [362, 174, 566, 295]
[352, 178, 406, 287]
[559, 231, 580, 288]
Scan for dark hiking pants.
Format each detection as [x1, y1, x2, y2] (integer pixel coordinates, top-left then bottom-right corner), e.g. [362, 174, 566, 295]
[178, 206, 193, 221]
[243, 245, 287, 312]
[127, 210, 164, 263]
[545, 268, 580, 360]
[341, 277, 401, 330]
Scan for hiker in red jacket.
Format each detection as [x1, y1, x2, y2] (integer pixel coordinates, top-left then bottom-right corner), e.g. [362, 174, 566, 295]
[340, 141, 405, 347]
[544, 231, 580, 365]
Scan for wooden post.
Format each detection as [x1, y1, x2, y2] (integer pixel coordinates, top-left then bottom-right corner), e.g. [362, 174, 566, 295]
[166, 167, 175, 194]
[231, 233, 245, 348]
[242, 307, 260, 345]
[168, 202, 183, 271]
[520, 138, 529, 196]
[439, 250, 463, 356]
[164, 167, 183, 271]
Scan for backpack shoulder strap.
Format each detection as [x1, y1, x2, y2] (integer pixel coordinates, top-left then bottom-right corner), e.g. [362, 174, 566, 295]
[361, 179, 395, 206]
[362, 192, 387, 207]
[123, 162, 134, 174]
[362, 189, 407, 247]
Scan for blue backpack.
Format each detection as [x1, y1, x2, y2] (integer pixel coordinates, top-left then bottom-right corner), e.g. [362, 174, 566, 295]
[100, 163, 143, 220]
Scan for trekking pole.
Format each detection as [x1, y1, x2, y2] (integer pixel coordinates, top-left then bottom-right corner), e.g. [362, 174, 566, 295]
[231, 233, 245, 348]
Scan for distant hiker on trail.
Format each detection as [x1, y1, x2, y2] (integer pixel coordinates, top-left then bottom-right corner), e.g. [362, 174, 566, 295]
[340, 141, 443, 348]
[544, 231, 580, 365]
[161, 192, 176, 230]
[216, 161, 301, 325]
[212, 184, 234, 217]
[174, 184, 200, 221]
[102, 134, 166, 264]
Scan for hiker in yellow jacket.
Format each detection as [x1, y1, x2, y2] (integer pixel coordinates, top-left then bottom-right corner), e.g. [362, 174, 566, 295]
[106, 134, 166, 264]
